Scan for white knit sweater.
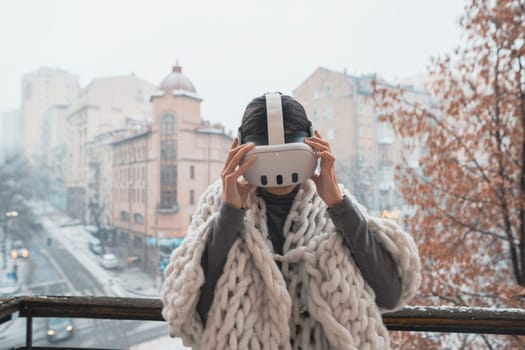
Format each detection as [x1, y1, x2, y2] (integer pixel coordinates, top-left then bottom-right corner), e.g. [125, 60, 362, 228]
[161, 179, 421, 349]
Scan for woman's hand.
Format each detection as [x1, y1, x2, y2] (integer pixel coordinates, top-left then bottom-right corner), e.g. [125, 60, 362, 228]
[304, 130, 343, 207]
[221, 138, 257, 209]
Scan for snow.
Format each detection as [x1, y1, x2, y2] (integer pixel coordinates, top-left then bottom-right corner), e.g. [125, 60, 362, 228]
[129, 335, 190, 350]
[29, 200, 159, 298]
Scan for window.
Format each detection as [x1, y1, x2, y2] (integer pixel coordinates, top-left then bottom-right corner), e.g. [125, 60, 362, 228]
[161, 114, 177, 136]
[120, 211, 129, 221]
[190, 190, 195, 205]
[161, 140, 177, 161]
[190, 165, 195, 180]
[161, 165, 177, 186]
[161, 190, 177, 209]
[134, 213, 144, 225]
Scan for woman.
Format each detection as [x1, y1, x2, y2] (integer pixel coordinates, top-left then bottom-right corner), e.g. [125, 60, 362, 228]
[161, 94, 420, 350]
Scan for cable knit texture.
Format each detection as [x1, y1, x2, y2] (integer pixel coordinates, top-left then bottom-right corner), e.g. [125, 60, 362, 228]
[161, 179, 421, 349]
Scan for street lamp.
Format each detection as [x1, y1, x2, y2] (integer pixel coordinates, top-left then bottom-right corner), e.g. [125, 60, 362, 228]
[2, 210, 19, 269]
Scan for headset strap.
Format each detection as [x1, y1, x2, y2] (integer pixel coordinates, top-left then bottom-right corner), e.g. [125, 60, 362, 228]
[265, 93, 285, 145]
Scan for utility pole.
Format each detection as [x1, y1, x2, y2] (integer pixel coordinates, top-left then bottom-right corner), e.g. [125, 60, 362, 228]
[2, 210, 18, 269]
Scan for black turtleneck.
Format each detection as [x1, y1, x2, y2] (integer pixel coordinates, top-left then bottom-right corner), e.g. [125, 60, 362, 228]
[256, 185, 300, 255]
[196, 187, 401, 326]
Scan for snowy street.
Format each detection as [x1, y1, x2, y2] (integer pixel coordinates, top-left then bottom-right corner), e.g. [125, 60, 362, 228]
[0, 201, 188, 349]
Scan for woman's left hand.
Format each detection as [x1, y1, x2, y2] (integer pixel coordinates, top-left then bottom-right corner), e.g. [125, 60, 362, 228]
[304, 130, 343, 207]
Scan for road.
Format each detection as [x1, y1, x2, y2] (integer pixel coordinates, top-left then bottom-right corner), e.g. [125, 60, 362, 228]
[0, 211, 169, 349]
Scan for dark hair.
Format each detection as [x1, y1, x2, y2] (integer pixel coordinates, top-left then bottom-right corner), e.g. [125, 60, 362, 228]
[239, 94, 312, 137]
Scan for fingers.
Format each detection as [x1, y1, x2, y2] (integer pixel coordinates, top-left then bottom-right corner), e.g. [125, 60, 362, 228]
[223, 154, 256, 183]
[318, 151, 335, 167]
[222, 142, 255, 176]
[305, 130, 331, 152]
[304, 138, 330, 153]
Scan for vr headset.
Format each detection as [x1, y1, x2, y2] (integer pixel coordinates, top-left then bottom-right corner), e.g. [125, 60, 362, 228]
[239, 93, 318, 187]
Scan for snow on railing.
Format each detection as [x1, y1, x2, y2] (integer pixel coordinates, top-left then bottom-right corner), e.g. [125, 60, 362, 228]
[1, 295, 525, 349]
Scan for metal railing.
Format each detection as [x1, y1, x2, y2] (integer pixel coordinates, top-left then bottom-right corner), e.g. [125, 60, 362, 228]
[1, 295, 525, 349]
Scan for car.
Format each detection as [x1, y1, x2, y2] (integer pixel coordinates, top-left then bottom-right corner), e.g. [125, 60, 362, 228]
[85, 225, 99, 237]
[46, 317, 74, 342]
[9, 240, 29, 259]
[88, 239, 104, 255]
[58, 218, 82, 227]
[99, 253, 121, 269]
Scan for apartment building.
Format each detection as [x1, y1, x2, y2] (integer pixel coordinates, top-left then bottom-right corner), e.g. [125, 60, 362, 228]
[65, 75, 155, 221]
[294, 67, 430, 215]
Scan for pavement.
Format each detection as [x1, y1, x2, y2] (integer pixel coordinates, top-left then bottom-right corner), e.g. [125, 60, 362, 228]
[29, 200, 160, 299]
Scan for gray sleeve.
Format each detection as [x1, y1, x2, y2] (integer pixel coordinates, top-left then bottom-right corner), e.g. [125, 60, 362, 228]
[197, 203, 245, 324]
[327, 196, 402, 309]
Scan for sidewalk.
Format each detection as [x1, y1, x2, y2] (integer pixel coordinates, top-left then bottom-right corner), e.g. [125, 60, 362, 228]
[31, 201, 159, 299]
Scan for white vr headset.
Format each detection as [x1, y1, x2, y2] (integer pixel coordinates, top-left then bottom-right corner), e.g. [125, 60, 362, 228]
[239, 93, 318, 187]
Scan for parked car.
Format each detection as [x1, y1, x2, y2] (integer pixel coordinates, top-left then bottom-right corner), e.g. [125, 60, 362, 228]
[46, 317, 74, 342]
[85, 225, 99, 237]
[88, 239, 104, 255]
[58, 218, 82, 227]
[9, 240, 29, 259]
[99, 253, 121, 269]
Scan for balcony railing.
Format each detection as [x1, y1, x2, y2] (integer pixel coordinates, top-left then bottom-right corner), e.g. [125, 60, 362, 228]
[1, 295, 525, 349]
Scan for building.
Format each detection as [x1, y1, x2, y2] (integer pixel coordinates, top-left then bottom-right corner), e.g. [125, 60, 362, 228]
[0, 109, 21, 161]
[111, 64, 232, 272]
[85, 129, 132, 232]
[294, 67, 430, 215]
[65, 75, 155, 222]
[20, 68, 79, 157]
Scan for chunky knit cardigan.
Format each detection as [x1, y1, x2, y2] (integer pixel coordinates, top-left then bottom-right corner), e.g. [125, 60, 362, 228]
[161, 179, 421, 349]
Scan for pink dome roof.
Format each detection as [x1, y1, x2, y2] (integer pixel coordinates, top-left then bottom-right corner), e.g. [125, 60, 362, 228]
[159, 65, 196, 93]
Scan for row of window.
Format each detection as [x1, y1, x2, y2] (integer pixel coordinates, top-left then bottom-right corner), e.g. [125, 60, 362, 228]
[311, 105, 333, 120]
[313, 86, 333, 99]
[115, 188, 197, 208]
[118, 166, 146, 182]
[120, 211, 144, 224]
[115, 188, 146, 203]
[116, 164, 196, 184]
[115, 144, 147, 164]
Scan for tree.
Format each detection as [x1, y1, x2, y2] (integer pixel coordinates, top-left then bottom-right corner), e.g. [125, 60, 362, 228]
[373, 0, 525, 348]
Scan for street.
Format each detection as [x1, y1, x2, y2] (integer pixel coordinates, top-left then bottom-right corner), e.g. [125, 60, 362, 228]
[0, 204, 173, 349]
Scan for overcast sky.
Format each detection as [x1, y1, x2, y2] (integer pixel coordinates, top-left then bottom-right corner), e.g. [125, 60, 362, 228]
[0, 0, 465, 133]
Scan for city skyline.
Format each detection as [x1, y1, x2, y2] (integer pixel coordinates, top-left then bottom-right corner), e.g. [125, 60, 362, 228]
[0, 0, 465, 133]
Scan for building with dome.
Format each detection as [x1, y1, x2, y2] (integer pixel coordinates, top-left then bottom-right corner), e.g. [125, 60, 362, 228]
[110, 64, 232, 272]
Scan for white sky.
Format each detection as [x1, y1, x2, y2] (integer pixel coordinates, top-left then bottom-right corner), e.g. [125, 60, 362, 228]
[0, 0, 465, 133]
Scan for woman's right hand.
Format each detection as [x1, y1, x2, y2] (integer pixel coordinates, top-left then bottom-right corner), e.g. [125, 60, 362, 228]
[221, 138, 257, 209]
